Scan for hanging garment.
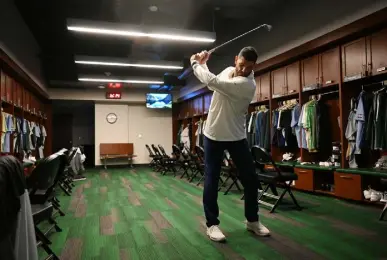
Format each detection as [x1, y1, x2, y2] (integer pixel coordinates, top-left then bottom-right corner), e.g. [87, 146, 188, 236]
[0, 156, 38, 260]
[345, 109, 358, 168]
[180, 126, 190, 151]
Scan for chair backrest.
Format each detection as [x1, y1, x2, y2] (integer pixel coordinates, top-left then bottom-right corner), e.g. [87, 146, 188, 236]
[145, 144, 155, 156]
[251, 146, 281, 175]
[158, 145, 168, 157]
[151, 144, 162, 157]
[26, 153, 62, 190]
[172, 144, 182, 158]
[194, 146, 205, 163]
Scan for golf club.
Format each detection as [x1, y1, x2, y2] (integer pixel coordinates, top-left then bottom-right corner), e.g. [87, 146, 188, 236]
[180, 23, 272, 78]
[207, 24, 272, 54]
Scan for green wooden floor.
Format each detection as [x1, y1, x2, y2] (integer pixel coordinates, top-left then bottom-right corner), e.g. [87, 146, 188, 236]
[39, 167, 387, 260]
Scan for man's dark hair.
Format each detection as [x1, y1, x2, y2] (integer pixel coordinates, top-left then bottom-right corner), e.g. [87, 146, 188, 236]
[238, 46, 258, 63]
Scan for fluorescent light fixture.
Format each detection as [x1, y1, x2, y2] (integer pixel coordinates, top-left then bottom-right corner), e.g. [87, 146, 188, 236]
[67, 19, 216, 43]
[78, 78, 164, 84]
[75, 60, 183, 70]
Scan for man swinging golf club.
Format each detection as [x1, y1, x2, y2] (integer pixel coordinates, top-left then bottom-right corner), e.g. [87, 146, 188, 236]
[190, 47, 270, 242]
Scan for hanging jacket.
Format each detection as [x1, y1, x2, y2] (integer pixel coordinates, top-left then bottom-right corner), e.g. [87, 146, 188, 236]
[0, 155, 38, 260]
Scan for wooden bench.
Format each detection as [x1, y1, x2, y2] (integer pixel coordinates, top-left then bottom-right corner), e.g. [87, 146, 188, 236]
[99, 143, 136, 169]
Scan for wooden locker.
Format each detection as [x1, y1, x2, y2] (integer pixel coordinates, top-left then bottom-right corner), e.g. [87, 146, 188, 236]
[5, 75, 12, 103]
[0, 70, 5, 101]
[341, 37, 367, 81]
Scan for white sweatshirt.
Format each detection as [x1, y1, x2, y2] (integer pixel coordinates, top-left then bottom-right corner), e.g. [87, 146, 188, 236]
[191, 61, 256, 141]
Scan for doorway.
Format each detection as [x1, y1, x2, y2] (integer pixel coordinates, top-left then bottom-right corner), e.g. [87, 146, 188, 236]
[52, 100, 95, 167]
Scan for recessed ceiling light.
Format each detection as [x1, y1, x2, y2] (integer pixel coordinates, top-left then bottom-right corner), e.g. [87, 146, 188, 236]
[98, 85, 105, 89]
[75, 60, 183, 70]
[149, 5, 158, 12]
[79, 78, 164, 84]
[214, 7, 221, 11]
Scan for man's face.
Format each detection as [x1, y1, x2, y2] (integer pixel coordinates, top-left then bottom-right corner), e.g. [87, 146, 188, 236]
[234, 56, 255, 77]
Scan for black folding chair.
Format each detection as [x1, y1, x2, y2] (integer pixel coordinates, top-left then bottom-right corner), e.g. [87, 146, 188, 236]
[192, 146, 205, 185]
[26, 153, 64, 260]
[250, 146, 302, 213]
[218, 151, 242, 195]
[145, 144, 157, 169]
[172, 144, 191, 177]
[158, 144, 178, 176]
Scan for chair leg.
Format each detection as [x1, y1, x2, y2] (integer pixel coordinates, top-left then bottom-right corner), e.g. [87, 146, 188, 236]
[224, 178, 238, 195]
[270, 188, 287, 213]
[379, 203, 387, 221]
[286, 186, 302, 210]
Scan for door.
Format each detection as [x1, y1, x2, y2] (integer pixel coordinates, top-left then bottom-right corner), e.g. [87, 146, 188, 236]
[286, 61, 300, 94]
[260, 73, 271, 101]
[52, 114, 73, 152]
[301, 55, 319, 90]
[320, 47, 340, 87]
[368, 28, 387, 76]
[271, 68, 285, 98]
[341, 37, 367, 81]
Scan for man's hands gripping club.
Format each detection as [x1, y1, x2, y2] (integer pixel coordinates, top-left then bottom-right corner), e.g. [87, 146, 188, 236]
[190, 51, 210, 65]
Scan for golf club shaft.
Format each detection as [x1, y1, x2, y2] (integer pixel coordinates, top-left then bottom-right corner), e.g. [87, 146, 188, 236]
[179, 23, 272, 79]
[208, 24, 272, 54]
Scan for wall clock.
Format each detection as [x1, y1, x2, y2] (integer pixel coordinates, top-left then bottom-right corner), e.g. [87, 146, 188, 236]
[106, 113, 118, 124]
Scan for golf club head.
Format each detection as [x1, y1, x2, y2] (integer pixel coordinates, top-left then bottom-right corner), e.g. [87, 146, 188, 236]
[265, 24, 272, 31]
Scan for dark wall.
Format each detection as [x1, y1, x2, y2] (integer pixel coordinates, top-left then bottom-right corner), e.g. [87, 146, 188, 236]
[0, 0, 46, 91]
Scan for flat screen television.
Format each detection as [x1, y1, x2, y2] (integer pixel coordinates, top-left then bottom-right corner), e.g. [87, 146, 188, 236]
[146, 93, 172, 109]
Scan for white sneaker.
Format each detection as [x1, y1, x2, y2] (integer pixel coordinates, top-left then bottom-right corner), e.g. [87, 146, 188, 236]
[246, 221, 270, 237]
[364, 188, 376, 200]
[206, 225, 226, 242]
[370, 191, 382, 202]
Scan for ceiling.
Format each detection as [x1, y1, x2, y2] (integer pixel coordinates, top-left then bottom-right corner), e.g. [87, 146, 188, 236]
[14, 0, 282, 90]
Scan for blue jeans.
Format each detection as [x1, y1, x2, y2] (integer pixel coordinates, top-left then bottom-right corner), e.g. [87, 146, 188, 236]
[203, 136, 259, 227]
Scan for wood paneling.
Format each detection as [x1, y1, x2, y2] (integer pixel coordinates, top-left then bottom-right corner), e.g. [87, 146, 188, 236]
[254, 7, 387, 73]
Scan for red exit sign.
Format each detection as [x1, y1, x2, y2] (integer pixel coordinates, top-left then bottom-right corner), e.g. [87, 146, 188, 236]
[106, 92, 122, 99]
[108, 83, 122, 89]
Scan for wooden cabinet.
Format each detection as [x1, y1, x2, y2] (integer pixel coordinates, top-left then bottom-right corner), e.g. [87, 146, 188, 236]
[301, 55, 319, 90]
[368, 27, 387, 76]
[342, 38, 367, 81]
[286, 62, 300, 94]
[23, 88, 30, 111]
[271, 68, 285, 98]
[294, 168, 314, 191]
[0, 70, 5, 101]
[302, 48, 340, 89]
[203, 93, 212, 114]
[14, 82, 23, 107]
[272, 62, 299, 98]
[320, 47, 340, 87]
[334, 172, 362, 201]
[5, 75, 13, 103]
[255, 73, 270, 101]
